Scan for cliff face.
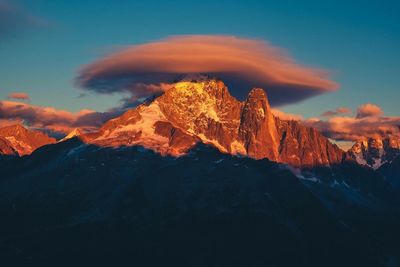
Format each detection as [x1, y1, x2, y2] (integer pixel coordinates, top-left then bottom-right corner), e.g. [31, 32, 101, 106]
[276, 120, 344, 168]
[82, 78, 344, 168]
[239, 88, 280, 161]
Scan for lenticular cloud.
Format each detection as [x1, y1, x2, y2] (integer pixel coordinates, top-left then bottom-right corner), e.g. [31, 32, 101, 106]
[77, 35, 339, 106]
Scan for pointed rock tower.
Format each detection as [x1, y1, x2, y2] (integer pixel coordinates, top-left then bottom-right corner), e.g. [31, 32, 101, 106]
[239, 88, 280, 161]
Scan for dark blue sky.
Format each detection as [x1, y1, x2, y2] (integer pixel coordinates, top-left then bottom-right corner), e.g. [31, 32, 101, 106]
[1, 0, 399, 118]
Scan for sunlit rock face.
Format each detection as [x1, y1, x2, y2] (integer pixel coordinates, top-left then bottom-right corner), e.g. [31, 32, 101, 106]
[0, 124, 56, 156]
[59, 128, 83, 142]
[239, 88, 280, 161]
[276, 120, 343, 168]
[348, 136, 400, 169]
[80, 78, 344, 167]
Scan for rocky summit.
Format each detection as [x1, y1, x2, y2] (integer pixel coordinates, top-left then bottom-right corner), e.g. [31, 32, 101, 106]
[82, 78, 344, 168]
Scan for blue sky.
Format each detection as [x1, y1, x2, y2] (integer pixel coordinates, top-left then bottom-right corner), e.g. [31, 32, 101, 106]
[1, 0, 399, 118]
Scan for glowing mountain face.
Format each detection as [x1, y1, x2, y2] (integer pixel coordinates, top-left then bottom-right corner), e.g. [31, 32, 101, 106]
[0, 124, 56, 156]
[83, 79, 344, 167]
[59, 128, 84, 143]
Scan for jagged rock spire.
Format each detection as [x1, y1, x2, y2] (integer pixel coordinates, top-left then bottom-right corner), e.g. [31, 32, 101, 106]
[239, 88, 280, 161]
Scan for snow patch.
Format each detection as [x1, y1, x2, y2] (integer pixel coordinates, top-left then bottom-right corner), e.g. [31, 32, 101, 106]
[93, 102, 171, 151]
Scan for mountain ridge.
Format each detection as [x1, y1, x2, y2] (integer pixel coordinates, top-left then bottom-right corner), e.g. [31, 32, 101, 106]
[348, 136, 400, 169]
[0, 124, 56, 156]
[81, 78, 345, 168]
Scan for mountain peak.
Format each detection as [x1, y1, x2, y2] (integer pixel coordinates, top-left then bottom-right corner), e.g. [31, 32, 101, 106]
[247, 87, 268, 99]
[348, 136, 400, 169]
[239, 88, 280, 160]
[60, 128, 83, 142]
[0, 124, 56, 156]
[84, 79, 344, 168]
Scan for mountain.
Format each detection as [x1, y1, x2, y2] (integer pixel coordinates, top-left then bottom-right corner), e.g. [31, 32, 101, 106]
[59, 128, 83, 142]
[1, 139, 399, 266]
[1, 79, 400, 265]
[0, 124, 56, 156]
[83, 79, 344, 168]
[276, 119, 344, 168]
[348, 136, 400, 169]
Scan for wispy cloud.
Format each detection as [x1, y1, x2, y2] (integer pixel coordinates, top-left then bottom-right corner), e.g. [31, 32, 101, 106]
[0, 0, 48, 39]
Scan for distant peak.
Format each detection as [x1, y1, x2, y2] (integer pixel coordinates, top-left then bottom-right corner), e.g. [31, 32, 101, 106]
[0, 124, 55, 156]
[60, 128, 83, 142]
[348, 135, 400, 169]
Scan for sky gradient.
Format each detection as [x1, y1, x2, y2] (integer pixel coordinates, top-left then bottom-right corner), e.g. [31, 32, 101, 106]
[0, 0, 399, 145]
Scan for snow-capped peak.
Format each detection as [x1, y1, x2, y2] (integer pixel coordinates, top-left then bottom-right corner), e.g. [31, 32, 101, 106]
[0, 124, 56, 156]
[348, 136, 400, 169]
[80, 78, 344, 168]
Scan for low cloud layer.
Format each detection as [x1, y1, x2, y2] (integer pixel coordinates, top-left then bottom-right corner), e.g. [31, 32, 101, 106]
[306, 104, 400, 141]
[77, 35, 338, 106]
[0, 100, 114, 135]
[7, 92, 30, 100]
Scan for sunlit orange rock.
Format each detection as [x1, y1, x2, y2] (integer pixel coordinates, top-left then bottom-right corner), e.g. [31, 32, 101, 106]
[0, 124, 56, 156]
[80, 78, 344, 168]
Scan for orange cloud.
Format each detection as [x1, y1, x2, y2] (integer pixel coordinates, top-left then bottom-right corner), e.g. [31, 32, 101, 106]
[77, 35, 339, 106]
[0, 100, 113, 135]
[7, 92, 30, 100]
[305, 104, 400, 141]
[356, 103, 383, 118]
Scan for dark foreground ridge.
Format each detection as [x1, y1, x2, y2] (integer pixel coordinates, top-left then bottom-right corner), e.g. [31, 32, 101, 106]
[1, 138, 400, 266]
